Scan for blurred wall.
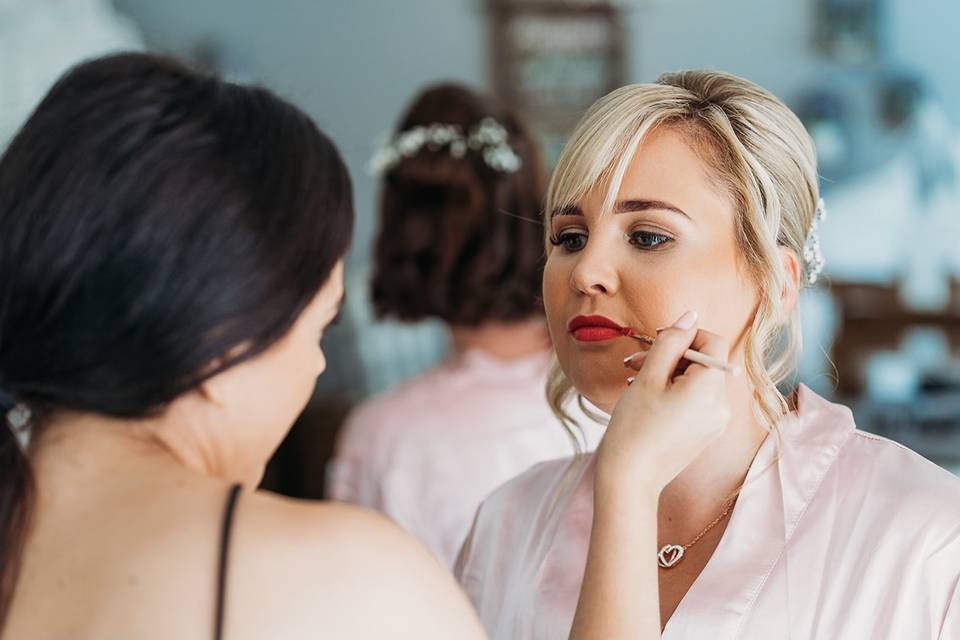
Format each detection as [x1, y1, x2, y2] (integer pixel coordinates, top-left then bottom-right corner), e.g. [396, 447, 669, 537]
[112, 0, 487, 269]
[112, 0, 960, 262]
[109, 0, 960, 399]
[890, 0, 960, 113]
[111, 0, 829, 268]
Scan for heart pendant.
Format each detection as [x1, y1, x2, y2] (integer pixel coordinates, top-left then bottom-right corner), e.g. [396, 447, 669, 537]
[658, 544, 685, 569]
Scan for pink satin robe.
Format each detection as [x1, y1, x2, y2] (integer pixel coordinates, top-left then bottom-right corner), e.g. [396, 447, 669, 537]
[456, 386, 960, 639]
[328, 348, 603, 569]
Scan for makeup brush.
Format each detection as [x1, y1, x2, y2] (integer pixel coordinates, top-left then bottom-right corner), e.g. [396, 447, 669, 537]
[627, 333, 742, 375]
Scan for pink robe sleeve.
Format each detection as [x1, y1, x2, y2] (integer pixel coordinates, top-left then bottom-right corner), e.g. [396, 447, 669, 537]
[940, 572, 960, 639]
[327, 454, 380, 506]
[326, 409, 386, 509]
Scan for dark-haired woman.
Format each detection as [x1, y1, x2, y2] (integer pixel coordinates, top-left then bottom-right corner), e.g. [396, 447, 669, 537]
[328, 84, 603, 569]
[0, 53, 485, 640]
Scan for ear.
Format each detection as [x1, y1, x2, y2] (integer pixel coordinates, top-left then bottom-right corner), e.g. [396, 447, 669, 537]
[195, 340, 252, 408]
[196, 367, 229, 408]
[778, 246, 802, 322]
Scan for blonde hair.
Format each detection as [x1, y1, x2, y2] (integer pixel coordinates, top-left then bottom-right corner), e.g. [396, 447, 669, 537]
[546, 70, 820, 451]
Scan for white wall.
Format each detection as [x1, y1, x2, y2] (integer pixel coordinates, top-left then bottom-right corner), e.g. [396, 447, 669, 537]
[112, 0, 958, 261]
[108, 0, 960, 397]
[625, 0, 823, 95]
[112, 0, 488, 268]
[889, 0, 960, 111]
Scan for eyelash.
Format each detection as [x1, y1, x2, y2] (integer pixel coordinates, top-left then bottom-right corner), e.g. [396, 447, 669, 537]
[548, 231, 586, 252]
[548, 229, 674, 252]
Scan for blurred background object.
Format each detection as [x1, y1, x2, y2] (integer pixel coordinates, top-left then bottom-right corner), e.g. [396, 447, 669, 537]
[815, 0, 883, 63]
[0, 0, 144, 148]
[488, 0, 626, 162]
[4, 0, 959, 494]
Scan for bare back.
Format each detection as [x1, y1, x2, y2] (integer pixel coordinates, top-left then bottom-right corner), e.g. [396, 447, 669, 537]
[4, 466, 485, 640]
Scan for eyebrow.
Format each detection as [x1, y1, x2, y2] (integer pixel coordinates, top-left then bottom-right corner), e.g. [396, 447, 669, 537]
[552, 199, 691, 220]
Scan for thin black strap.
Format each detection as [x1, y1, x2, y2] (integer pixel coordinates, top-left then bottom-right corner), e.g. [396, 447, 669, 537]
[214, 483, 242, 640]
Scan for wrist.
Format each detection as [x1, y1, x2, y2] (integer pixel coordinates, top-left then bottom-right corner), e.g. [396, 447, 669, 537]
[593, 452, 663, 507]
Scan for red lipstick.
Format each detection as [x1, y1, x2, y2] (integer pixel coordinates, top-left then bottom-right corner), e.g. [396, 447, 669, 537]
[568, 315, 636, 342]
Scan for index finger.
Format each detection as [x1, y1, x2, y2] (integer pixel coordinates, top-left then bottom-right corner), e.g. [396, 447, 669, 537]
[671, 328, 737, 394]
[634, 312, 699, 388]
[688, 328, 735, 369]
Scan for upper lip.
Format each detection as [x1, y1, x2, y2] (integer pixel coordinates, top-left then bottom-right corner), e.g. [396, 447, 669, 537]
[568, 315, 628, 332]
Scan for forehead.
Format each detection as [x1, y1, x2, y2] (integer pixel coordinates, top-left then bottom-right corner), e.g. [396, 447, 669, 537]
[555, 127, 732, 224]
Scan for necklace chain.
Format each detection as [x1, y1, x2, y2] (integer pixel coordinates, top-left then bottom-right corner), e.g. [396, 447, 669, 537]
[684, 495, 737, 550]
[657, 495, 738, 569]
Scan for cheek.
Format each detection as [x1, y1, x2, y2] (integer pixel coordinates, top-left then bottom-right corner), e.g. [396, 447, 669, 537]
[648, 243, 758, 351]
[620, 271, 683, 333]
[289, 341, 324, 401]
[687, 243, 757, 328]
[542, 254, 569, 334]
[254, 340, 320, 426]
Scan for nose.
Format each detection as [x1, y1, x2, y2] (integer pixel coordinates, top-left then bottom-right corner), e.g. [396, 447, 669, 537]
[569, 243, 619, 297]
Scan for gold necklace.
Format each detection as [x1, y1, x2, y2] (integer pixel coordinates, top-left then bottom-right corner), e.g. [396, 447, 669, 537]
[657, 496, 738, 569]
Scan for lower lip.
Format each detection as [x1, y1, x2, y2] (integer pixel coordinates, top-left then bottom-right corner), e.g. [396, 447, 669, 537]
[572, 327, 631, 342]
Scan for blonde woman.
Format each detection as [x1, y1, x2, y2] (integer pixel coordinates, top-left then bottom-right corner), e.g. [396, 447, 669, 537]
[455, 70, 960, 639]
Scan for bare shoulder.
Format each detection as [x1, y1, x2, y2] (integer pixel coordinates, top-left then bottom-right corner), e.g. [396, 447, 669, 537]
[227, 491, 486, 640]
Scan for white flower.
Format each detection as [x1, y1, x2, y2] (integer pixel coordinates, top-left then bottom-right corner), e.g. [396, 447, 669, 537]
[803, 198, 828, 285]
[368, 117, 522, 175]
[450, 140, 467, 158]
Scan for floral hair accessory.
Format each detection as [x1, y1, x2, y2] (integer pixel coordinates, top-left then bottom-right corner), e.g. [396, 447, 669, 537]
[369, 117, 522, 175]
[802, 197, 827, 285]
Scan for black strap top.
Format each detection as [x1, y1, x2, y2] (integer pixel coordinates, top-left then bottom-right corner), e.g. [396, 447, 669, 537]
[214, 483, 242, 640]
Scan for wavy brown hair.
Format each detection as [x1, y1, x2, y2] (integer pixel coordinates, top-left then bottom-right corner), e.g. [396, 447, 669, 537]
[371, 84, 547, 326]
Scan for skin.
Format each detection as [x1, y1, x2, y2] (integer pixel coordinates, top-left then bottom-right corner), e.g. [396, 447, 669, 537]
[4, 260, 486, 640]
[540, 127, 801, 637]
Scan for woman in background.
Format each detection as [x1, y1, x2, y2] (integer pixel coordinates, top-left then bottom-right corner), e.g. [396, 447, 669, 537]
[0, 53, 484, 640]
[328, 84, 603, 568]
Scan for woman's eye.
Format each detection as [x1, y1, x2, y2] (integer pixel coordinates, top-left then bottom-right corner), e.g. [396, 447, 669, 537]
[629, 230, 672, 250]
[550, 231, 587, 252]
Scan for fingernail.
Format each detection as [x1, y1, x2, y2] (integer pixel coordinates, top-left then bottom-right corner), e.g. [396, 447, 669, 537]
[626, 376, 636, 385]
[623, 351, 647, 364]
[673, 310, 698, 330]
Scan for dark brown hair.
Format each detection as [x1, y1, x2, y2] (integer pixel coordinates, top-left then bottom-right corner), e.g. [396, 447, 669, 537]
[371, 84, 547, 326]
[0, 53, 353, 625]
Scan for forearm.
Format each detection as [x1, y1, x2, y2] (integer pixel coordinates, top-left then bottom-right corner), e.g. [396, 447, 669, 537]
[569, 476, 662, 640]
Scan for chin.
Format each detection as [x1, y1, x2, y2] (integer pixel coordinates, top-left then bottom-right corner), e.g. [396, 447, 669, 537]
[565, 370, 626, 415]
[558, 343, 634, 413]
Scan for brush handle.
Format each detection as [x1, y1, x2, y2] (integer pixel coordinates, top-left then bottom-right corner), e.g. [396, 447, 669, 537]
[629, 334, 741, 375]
[680, 347, 740, 375]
